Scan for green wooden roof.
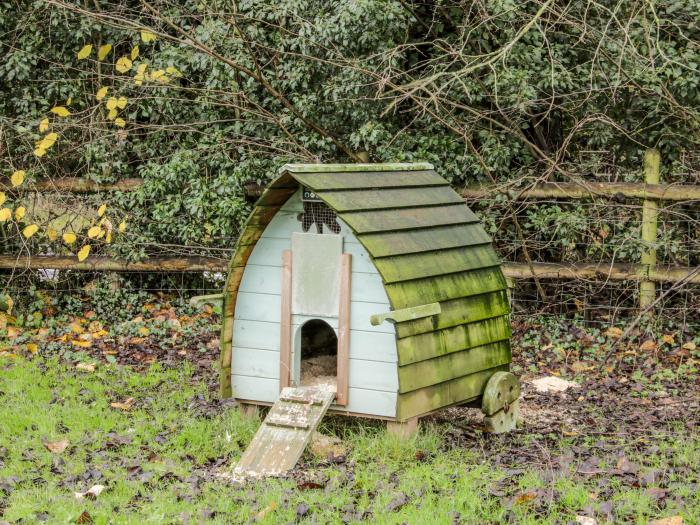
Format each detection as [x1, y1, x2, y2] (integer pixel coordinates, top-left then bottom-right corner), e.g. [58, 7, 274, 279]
[220, 163, 511, 419]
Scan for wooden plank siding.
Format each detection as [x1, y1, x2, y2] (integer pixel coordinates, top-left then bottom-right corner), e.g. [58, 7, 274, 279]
[393, 290, 511, 339]
[229, 188, 400, 417]
[396, 315, 512, 366]
[396, 365, 509, 420]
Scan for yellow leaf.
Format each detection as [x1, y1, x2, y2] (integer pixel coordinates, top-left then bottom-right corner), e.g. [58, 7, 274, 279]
[107, 109, 118, 121]
[10, 170, 25, 187]
[150, 69, 166, 81]
[77, 44, 93, 60]
[0, 208, 11, 222]
[34, 147, 47, 157]
[72, 339, 92, 348]
[116, 96, 127, 109]
[98, 204, 107, 217]
[130, 46, 139, 60]
[22, 224, 39, 238]
[39, 118, 49, 132]
[62, 232, 76, 245]
[118, 220, 126, 233]
[41, 132, 58, 149]
[166, 66, 181, 77]
[47, 228, 58, 241]
[66, 96, 72, 105]
[77, 244, 90, 262]
[105, 231, 112, 244]
[140, 30, 156, 43]
[95, 86, 108, 101]
[27, 343, 38, 354]
[134, 63, 148, 85]
[138, 326, 150, 336]
[115, 56, 133, 73]
[105, 97, 118, 110]
[50, 106, 71, 117]
[98, 43, 112, 60]
[15, 206, 25, 221]
[114, 118, 126, 128]
[0, 192, 5, 206]
[87, 226, 101, 239]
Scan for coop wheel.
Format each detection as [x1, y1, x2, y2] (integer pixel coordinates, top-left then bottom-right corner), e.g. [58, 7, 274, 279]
[483, 399, 519, 434]
[481, 371, 520, 416]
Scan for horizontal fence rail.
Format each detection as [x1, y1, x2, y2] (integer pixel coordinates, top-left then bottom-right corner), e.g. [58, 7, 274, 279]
[5, 177, 700, 201]
[461, 180, 700, 201]
[3, 255, 699, 285]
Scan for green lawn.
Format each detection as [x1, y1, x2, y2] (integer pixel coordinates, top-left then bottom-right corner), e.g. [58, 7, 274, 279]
[0, 355, 697, 524]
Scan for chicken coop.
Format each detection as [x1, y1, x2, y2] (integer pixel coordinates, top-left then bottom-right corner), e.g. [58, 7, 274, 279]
[219, 163, 519, 452]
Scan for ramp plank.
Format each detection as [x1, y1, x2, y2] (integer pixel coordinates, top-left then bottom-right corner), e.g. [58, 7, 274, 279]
[234, 386, 335, 476]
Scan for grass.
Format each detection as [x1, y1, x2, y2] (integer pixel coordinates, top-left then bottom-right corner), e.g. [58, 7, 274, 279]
[0, 355, 698, 524]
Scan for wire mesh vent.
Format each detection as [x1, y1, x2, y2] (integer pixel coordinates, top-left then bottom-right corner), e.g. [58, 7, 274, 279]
[297, 189, 341, 234]
[297, 202, 341, 234]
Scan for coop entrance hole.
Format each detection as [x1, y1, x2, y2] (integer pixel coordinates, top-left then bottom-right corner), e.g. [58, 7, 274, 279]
[299, 319, 338, 392]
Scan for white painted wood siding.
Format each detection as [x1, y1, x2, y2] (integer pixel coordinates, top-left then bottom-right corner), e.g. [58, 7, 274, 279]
[231, 190, 398, 417]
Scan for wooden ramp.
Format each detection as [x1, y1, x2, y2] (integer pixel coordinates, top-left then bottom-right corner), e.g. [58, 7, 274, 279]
[234, 387, 335, 477]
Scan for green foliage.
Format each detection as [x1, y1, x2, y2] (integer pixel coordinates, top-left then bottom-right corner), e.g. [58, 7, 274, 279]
[0, 0, 698, 264]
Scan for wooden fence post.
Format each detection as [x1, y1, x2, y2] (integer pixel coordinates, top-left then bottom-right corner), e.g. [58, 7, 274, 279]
[639, 148, 661, 314]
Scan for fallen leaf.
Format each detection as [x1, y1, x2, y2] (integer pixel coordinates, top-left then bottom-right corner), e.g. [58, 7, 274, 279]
[75, 510, 93, 524]
[386, 492, 408, 512]
[681, 341, 696, 351]
[71, 339, 92, 348]
[649, 517, 683, 525]
[95, 86, 108, 101]
[253, 501, 276, 521]
[514, 491, 537, 505]
[39, 118, 49, 132]
[76, 362, 95, 372]
[662, 334, 675, 345]
[43, 439, 69, 453]
[26, 343, 38, 354]
[531, 376, 578, 393]
[110, 397, 135, 411]
[575, 517, 597, 525]
[604, 326, 623, 338]
[74, 484, 105, 500]
[640, 339, 657, 352]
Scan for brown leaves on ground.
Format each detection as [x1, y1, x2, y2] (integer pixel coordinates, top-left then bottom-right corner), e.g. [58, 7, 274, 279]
[110, 397, 135, 411]
[43, 439, 69, 453]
